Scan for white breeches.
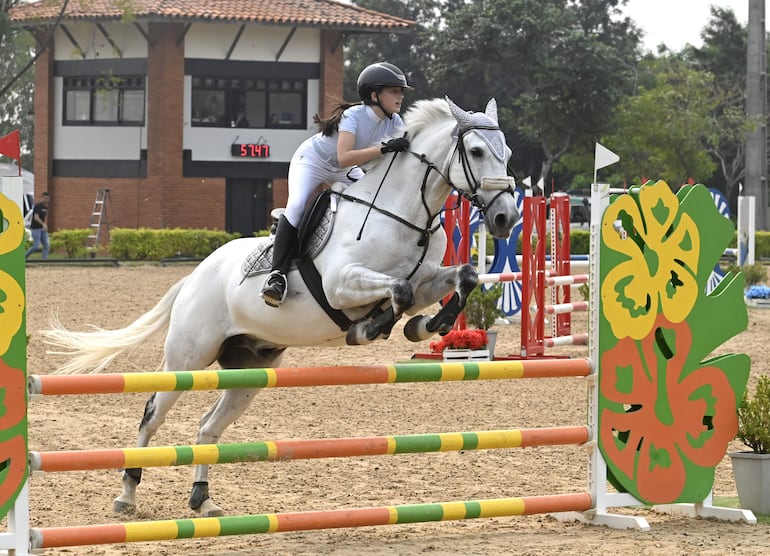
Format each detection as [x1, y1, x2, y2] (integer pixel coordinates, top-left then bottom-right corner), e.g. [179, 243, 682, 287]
[284, 141, 364, 227]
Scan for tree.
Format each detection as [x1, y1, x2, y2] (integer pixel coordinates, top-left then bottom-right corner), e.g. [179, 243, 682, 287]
[0, 0, 36, 168]
[342, 0, 455, 106]
[688, 6, 753, 210]
[425, 0, 642, 188]
[604, 57, 722, 187]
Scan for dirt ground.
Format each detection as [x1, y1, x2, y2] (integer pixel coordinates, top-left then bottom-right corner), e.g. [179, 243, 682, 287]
[17, 264, 770, 555]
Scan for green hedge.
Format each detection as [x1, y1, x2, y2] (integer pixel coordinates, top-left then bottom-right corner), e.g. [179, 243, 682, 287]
[44, 227, 770, 261]
[107, 228, 241, 260]
[46, 228, 241, 260]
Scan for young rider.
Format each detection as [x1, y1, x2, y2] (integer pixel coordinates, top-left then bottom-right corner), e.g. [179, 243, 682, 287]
[260, 61, 414, 307]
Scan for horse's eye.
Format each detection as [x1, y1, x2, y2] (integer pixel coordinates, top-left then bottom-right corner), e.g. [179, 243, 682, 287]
[470, 147, 484, 158]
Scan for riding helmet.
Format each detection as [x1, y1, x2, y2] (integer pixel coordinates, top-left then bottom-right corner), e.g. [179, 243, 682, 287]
[356, 62, 414, 102]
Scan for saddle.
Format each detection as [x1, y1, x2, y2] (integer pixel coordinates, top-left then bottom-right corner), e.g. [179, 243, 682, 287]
[241, 189, 362, 330]
[241, 189, 335, 278]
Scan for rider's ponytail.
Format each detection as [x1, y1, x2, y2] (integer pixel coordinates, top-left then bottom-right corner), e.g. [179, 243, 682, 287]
[313, 102, 362, 137]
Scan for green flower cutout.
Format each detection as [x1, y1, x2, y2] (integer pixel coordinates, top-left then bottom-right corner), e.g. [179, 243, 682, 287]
[599, 182, 750, 505]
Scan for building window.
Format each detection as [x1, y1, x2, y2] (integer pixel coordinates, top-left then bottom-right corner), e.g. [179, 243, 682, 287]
[63, 76, 145, 126]
[191, 76, 306, 129]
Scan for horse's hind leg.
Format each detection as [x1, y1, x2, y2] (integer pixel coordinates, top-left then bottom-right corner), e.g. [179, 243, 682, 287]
[189, 340, 287, 517]
[114, 390, 183, 514]
[187, 387, 261, 516]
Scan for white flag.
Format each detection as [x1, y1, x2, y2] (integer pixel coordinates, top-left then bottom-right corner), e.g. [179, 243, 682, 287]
[522, 176, 532, 187]
[595, 143, 620, 170]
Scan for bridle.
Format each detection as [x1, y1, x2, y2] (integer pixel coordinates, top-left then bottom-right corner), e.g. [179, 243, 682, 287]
[448, 124, 516, 213]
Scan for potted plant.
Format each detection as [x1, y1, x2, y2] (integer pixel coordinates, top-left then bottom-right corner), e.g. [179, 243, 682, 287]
[729, 375, 770, 515]
[429, 329, 489, 361]
[463, 283, 504, 358]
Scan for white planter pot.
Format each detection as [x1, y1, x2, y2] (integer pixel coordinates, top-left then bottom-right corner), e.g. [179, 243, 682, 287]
[486, 329, 498, 358]
[442, 349, 471, 361]
[729, 451, 770, 515]
[442, 348, 490, 362]
[470, 349, 490, 361]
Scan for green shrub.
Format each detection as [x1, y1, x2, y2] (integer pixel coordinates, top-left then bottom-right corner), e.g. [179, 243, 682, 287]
[578, 282, 589, 302]
[464, 283, 503, 330]
[569, 230, 590, 254]
[725, 262, 767, 286]
[737, 376, 770, 454]
[107, 228, 240, 261]
[754, 231, 770, 260]
[49, 229, 91, 258]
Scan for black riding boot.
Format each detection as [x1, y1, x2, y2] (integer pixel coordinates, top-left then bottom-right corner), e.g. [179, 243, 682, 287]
[260, 215, 298, 307]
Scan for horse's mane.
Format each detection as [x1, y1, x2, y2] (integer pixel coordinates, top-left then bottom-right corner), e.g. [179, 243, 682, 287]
[361, 98, 452, 173]
[403, 98, 452, 137]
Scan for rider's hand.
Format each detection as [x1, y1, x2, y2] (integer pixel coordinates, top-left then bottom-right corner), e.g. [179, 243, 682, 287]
[381, 137, 410, 154]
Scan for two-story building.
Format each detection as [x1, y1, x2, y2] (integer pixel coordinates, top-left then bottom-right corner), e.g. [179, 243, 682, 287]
[10, 0, 411, 237]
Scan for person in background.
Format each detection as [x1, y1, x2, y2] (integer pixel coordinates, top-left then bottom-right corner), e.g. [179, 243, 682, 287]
[233, 111, 250, 128]
[25, 191, 50, 260]
[260, 61, 413, 307]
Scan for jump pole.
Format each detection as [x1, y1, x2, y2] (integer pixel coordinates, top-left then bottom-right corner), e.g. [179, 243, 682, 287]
[32, 493, 594, 549]
[28, 358, 592, 395]
[30, 426, 591, 472]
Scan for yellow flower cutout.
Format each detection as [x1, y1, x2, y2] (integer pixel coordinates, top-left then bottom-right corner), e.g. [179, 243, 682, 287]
[0, 193, 24, 256]
[601, 181, 700, 340]
[0, 193, 25, 356]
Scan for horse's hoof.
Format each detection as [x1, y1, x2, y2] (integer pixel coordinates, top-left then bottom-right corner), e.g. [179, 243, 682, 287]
[404, 316, 429, 342]
[197, 498, 225, 517]
[113, 499, 136, 514]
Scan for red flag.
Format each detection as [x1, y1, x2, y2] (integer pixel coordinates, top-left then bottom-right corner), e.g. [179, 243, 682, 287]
[0, 130, 21, 175]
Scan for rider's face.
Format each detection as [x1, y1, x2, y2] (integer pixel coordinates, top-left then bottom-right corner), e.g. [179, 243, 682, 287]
[374, 87, 405, 114]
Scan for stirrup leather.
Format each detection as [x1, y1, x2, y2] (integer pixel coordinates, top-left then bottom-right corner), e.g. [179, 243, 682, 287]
[260, 270, 288, 307]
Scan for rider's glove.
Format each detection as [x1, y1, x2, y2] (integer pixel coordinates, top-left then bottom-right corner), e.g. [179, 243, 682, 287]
[380, 137, 410, 154]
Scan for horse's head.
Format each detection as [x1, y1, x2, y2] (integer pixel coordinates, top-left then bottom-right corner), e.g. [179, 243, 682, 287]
[444, 97, 518, 239]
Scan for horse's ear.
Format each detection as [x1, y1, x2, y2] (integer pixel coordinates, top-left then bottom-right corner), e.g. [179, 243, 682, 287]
[485, 98, 498, 124]
[445, 96, 473, 129]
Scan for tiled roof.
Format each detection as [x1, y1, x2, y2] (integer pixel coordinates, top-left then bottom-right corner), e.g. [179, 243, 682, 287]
[9, 0, 414, 32]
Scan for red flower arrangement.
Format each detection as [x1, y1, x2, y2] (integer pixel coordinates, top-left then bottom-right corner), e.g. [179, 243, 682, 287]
[429, 329, 488, 353]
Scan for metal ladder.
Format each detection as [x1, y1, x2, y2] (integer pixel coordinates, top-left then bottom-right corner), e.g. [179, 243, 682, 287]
[86, 189, 111, 253]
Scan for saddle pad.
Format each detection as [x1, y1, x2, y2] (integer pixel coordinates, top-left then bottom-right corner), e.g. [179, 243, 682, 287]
[241, 199, 335, 278]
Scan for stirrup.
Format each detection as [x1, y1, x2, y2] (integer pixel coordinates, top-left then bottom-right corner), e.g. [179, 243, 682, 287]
[260, 270, 287, 307]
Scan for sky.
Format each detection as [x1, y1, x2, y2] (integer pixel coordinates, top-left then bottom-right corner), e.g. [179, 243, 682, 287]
[621, 0, 753, 52]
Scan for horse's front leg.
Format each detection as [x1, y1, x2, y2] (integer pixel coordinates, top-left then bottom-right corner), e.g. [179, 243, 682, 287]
[403, 263, 478, 341]
[327, 264, 414, 345]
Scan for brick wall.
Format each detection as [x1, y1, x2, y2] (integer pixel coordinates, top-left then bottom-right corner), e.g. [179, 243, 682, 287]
[32, 29, 54, 227]
[146, 22, 225, 230]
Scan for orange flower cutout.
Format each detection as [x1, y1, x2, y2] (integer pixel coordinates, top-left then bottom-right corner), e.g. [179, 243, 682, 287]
[600, 315, 737, 504]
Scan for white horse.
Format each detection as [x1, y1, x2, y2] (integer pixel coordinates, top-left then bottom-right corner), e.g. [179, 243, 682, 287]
[42, 97, 519, 517]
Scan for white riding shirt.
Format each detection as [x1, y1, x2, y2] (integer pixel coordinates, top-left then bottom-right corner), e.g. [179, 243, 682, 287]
[284, 104, 405, 227]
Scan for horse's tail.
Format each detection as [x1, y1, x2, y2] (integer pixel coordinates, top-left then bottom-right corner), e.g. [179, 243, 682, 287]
[42, 277, 188, 374]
